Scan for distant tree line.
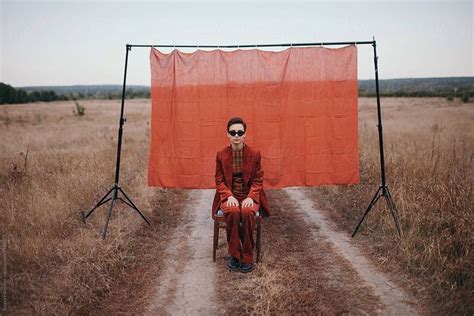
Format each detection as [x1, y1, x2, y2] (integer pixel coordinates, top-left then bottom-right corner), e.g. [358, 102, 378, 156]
[358, 77, 473, 102]
[60, 89, 150, 100]
[1, 79, 472, 105]
[358, 88, 472, 100]
[0, 83, 68, 104]
[0, 82, 150, 104]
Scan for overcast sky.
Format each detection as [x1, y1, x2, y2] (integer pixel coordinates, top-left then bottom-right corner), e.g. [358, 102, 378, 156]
[1, 0, 472, 87]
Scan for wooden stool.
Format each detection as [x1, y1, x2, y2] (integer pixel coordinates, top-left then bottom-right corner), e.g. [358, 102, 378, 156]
[212, 207, 262, 263]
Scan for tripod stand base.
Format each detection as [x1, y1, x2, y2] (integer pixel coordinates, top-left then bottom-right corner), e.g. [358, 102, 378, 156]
[82, 184, 150, 239]
[352, 185, 401, 237]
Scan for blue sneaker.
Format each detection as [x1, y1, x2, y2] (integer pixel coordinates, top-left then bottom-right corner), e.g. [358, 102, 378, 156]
[239, 262, 255, 273]
[227, 256, 240, 271]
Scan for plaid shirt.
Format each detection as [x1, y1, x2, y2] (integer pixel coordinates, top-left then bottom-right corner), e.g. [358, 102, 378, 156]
[232, 144, 249, 199]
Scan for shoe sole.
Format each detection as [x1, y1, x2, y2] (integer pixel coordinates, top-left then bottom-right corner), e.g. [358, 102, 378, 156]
[227, 265, 240, 272]
[239, 266, 254, 273]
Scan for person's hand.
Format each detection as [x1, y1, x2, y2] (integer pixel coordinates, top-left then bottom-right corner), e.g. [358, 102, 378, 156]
[242, 197, 254, 208]
[226, 196, 239, 207]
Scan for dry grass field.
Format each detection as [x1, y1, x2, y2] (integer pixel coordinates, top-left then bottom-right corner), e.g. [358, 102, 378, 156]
[305, 97, 473, 314]
[0, 97, 472, 314]
[0, 99, 189, 314]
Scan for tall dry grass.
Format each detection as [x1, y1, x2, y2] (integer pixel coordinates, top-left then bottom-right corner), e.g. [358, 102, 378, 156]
[1, 97, 472, 313]
[306, 97, 473, 314]
[0, 99, 188, 314]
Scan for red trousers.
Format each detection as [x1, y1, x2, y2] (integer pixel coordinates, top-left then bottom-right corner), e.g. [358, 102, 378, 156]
[220, 198, 258, 264]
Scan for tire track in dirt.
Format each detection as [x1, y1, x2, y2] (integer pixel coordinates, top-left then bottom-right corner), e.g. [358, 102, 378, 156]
[145, 189, 220, 315]
[285, 187, 418, 315]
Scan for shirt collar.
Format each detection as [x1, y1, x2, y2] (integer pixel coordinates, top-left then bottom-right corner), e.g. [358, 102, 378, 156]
[230, 143, 245, 152]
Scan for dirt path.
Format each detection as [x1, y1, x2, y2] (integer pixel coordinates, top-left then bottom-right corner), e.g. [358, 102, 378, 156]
[285, 187, 418, 315]
[145, 189, 220, 315]
[145, 188, 418, 314]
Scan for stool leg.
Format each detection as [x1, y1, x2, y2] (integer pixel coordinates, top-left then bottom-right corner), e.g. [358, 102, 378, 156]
[256, 216, 262, 263]
[213, 220, 219, 262]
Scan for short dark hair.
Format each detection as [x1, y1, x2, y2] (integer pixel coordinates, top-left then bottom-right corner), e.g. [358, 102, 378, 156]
[227, 117, 246, 132]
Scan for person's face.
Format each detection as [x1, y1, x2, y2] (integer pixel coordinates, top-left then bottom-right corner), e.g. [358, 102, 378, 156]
[227, 123, 246, 145]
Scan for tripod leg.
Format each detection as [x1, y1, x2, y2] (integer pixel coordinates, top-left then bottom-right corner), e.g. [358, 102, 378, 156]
[384, 188, 402, 236]
[118, 187, 150, 225]
[101, 188, 118, 239]
[96, 197, 113, 208]
[352, 186, 383, 237]
[82, 186, 115, 222]
[117, 197, 134, 209]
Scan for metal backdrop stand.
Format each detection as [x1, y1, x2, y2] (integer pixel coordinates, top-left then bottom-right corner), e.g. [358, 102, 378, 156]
[351, 39, 401, 237]
[82, 37, 400, 238]
[82, 45, 150, 239]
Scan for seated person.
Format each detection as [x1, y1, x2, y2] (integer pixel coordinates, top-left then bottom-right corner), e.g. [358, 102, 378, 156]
[211, 117, 271, 273]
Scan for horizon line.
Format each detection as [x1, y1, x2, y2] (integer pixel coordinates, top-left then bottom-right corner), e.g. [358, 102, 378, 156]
[11, 76, 474, 88]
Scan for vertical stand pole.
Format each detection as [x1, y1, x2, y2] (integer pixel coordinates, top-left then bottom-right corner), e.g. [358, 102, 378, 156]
[352, 37, 401, 237]
[81, 44, 150, 239]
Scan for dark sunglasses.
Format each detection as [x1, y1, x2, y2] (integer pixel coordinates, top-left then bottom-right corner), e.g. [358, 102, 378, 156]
[228, 130, 245, 137]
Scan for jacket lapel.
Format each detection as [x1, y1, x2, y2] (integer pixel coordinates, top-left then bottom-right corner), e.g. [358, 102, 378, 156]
[222, 146, 233, 187]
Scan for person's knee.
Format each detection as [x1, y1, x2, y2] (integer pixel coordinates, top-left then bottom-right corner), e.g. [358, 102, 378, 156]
[223, 204, 240, 217]
[241, 205, 256, 218]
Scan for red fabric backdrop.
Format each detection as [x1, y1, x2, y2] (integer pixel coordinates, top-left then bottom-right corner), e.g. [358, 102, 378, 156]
[148, 45, 359, 188]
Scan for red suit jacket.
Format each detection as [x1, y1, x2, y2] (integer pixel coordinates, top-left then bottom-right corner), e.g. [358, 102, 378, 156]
[211, 144, 271, 220]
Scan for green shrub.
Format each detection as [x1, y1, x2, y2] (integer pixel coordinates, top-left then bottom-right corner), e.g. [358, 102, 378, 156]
[73, 101, 85, 116]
